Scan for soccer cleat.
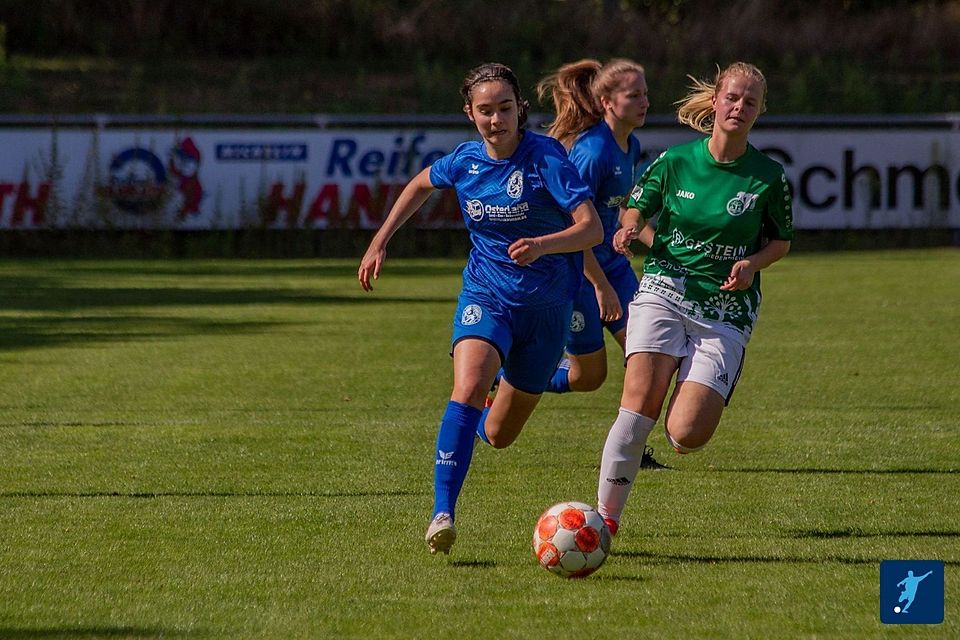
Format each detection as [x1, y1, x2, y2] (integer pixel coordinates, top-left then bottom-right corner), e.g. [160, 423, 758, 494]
[603, 517, 619, 537]
[425, 512, 456, 555]
[640, 445, 670, 470]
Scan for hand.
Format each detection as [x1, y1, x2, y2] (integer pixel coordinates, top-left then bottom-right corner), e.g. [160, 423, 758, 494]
[507, 237, 544, 266]
[612, 225, 639, 258]
[595, 282, 623, 322]
[720, 259, 756, 291]
[358, 244, 386, 291]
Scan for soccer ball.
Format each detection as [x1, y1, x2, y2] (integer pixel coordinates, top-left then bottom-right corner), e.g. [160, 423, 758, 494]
[532, 501, 611, 578]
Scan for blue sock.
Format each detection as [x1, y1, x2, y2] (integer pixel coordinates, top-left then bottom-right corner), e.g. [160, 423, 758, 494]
[475, 407, 491, 445]
[432, 400, 482, 520]
[546, 365, 571, 394]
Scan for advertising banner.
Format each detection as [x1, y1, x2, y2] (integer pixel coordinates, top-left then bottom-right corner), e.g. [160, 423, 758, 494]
[0, 125, 957, 229]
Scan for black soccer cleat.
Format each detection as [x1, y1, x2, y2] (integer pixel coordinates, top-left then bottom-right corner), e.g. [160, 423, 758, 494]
[639, 445, 671, 470]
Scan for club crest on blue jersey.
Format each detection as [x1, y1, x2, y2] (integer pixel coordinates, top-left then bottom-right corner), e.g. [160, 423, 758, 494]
[461, 304, 482, 325]
[570, 311, 586, 332]
[506, 170, 524, 199]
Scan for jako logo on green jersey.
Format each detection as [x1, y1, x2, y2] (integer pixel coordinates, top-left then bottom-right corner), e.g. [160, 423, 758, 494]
[726, 191, 759, 216]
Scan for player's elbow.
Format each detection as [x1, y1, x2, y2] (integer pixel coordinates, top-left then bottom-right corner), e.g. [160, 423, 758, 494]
[583, 217, 603, 248]
[774, 239, 791, 257]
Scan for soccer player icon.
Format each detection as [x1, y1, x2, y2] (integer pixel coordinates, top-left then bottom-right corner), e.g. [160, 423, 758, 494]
[896, 570, 933, 613]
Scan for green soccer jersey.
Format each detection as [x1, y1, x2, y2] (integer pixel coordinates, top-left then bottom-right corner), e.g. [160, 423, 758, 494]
[627, 138, 794, 339]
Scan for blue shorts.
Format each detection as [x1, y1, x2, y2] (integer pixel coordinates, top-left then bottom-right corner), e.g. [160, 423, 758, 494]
[451, 290, 572, 394]
[566, 258, 639, 355]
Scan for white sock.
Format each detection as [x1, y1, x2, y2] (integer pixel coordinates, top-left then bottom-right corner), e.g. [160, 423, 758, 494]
[597, 408, 656, 524]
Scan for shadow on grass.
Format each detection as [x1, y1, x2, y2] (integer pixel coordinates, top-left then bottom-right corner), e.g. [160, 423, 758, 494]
[41, 261, 466, 280]
[0, 316, 298, 353]
[614, 550, 960, 566]
[789, 528, 960, 539]
[0, 627, 200, 638]
[0, 490, 426, 499]
[710, 467, 959, 475]
[596, 573, 646, 582]
[0, 284, 454, 312]
[452, 560, 496, 569]
[0, 288, 454, 354]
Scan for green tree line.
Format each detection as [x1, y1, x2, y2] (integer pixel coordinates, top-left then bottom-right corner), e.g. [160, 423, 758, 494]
[0, 0, 957, 114]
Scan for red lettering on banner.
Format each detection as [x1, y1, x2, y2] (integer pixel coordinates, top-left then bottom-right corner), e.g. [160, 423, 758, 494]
[0, 184, 14, 213]
[419, 189, 463, 227]
[0, 182, 50, 227]
[301, 181, 462, 229]
[264, 181, 305, 227]
[304, 183, 340, 228]
[343, 182, 400, 229]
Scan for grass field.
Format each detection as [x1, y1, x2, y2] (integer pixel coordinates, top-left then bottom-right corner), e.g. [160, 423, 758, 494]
[0, 249, 957, 639]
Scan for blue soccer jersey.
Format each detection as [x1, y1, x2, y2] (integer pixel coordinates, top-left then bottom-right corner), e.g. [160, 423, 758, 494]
[568, 121, 643, 271]
[430, 131, 593, 308]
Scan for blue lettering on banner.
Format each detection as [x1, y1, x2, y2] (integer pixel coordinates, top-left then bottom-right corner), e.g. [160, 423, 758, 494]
[215, 143, 308, 162]
[325, 134, 447, 178]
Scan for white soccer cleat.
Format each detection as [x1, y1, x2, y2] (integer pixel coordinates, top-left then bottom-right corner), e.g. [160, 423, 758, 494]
[425, 512, 456, 555]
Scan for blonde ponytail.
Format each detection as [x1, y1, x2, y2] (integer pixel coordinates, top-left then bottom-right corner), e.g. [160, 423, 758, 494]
[675, 62, 767, 134]
[536, 59, 603, 148]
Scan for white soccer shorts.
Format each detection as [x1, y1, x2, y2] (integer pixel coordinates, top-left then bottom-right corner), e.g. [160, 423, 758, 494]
[624, 291, 748, 402]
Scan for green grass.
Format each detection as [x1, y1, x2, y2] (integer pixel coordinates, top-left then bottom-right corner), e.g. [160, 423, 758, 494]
[0, 250, 957, 639]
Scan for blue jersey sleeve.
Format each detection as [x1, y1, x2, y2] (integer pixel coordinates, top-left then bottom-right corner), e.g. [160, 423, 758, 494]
[539, 142, 593, 212]
[568, 137, 605, 197]
[429, 144, 466, 189]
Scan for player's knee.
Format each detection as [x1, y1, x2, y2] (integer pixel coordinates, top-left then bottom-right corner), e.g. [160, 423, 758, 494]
[481, 414, 525, 449]
[664, 425, 708, 454]
[484, 427, 517, 449]
[571, 366, 606, 392]
[452, 381, 492, 409]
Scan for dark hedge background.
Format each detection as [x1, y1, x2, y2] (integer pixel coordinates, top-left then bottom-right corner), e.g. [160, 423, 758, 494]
[0, 0, 958, 115]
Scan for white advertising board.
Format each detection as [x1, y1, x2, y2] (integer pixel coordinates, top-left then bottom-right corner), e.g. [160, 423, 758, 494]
[0, 125, 956, 229]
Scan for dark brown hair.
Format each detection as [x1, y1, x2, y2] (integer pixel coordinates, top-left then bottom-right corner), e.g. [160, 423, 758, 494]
[460, 62, 529, 128]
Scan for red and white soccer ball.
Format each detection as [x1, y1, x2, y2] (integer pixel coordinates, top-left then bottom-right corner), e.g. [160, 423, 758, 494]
[533, 501, 611, 578]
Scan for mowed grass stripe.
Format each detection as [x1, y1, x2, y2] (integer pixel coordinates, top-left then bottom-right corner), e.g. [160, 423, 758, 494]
[0, 251, 957, 639]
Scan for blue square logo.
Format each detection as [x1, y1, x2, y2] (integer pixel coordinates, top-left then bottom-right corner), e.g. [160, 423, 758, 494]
[880, 560, 944, 624]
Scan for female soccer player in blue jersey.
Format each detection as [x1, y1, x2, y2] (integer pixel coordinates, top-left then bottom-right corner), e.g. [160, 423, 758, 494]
[358, 63, 602, 555]
[535, 58, 649, 394]
[596, 62, 793, 536]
